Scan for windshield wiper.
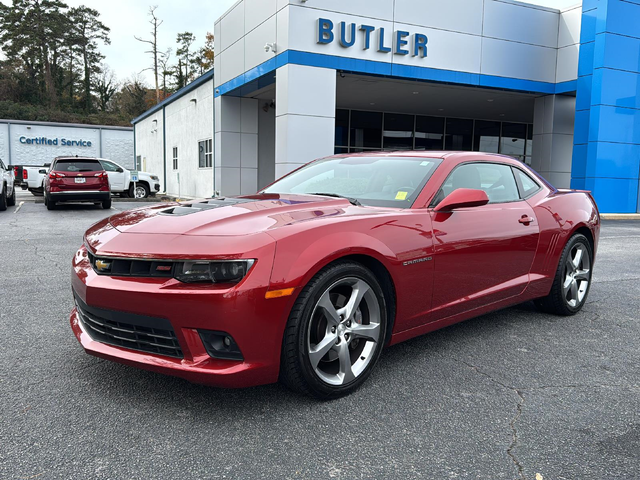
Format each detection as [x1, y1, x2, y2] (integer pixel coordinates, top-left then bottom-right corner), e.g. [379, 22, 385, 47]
[308, 192, 361, 206]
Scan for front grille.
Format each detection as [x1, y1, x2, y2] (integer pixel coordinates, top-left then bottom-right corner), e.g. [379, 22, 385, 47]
[74, 294, 183, 358]
[88, 251, 175, 278]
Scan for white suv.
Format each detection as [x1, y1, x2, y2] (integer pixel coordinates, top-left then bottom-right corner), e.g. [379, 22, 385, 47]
[0, 159, 16, 211]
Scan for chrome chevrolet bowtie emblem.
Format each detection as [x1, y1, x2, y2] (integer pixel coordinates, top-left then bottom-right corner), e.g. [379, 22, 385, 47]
[95, 259, 111, 271]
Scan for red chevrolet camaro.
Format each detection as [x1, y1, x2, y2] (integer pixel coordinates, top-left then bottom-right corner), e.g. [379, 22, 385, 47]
[71, 152, 600, 398]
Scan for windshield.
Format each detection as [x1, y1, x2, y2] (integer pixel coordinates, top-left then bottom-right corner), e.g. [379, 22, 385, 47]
[54, 159, 103, 172]
[262, 156, 442, 208]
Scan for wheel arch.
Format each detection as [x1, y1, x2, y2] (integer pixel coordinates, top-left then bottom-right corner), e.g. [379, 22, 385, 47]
[324, 253, 397, 346]
[572, 225, 595, 255]
[270, 232, 400, 346]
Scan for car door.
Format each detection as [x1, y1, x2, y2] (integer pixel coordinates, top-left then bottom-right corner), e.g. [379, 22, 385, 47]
[100, 160, 125, 192]
[429, 161, 540, 320]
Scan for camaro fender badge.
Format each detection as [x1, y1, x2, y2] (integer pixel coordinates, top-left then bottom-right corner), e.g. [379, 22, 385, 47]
[95, 259, 111, 271]
[403, 256, 433, 266]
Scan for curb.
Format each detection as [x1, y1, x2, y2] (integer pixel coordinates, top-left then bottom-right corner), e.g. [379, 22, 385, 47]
[600, 214, 640, 220]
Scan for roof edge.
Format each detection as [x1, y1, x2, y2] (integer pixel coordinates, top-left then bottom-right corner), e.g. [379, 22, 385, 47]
[131, 68, 214, 125]
[0, 119, 133, 130]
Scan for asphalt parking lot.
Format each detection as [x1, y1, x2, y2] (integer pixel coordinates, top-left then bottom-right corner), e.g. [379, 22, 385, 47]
[1, 192, 638, 480]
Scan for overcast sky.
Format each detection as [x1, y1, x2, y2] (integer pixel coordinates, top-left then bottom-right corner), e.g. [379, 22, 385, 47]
[1, 0, 581, 85]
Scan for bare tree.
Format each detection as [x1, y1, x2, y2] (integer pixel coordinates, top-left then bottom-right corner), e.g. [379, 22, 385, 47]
[95, 64, 118, 111]
[158, 48, 171, 97]
[134, 5, 162, 104]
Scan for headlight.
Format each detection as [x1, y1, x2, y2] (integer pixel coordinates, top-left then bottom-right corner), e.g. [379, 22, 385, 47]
[150, 175, 159, 181]
[174, 260, 255, 284]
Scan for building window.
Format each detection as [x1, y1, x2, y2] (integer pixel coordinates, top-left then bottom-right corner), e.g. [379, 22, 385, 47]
[415, 116, 445, 150]
[135, 155, 142, 170]
[350, 110, 382, 150]
[445, 118, 473, 150]
[383, 113, 414, 150]
[199, 139, 213, 168]
[473, 120, 501, 153]
[335, 109, 349, 149]
[525, 124, 534, 165]
[500, 123, 528, 161]
[172, 147, 178, 170]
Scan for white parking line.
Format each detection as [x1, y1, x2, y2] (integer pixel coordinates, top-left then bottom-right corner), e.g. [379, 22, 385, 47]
[14, 201, 24, 214]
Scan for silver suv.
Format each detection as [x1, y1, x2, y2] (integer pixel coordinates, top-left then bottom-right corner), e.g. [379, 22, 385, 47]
[0, 158, 16, 211]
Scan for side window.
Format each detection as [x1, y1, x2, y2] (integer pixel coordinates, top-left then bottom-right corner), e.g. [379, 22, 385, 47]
[514, 168, 541, 198]
[0, 160, 5, 170]
[435, 162, 521, 205]
[101, 161, 119, 172]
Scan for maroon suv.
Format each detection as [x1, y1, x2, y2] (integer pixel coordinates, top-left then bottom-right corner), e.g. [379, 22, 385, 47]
[45, 157, 111, 210]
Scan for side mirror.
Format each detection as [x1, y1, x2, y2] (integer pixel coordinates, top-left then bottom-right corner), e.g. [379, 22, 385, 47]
[434, 188, 489, 212]
[116, 167, 124, 173]
[39, 169, 47, 174]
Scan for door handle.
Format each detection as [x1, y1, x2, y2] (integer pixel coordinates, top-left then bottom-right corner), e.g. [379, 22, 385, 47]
[518, 215, 534, 225]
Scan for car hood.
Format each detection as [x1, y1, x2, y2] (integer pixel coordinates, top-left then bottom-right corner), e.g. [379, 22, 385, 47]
[107, 194, 392, 236]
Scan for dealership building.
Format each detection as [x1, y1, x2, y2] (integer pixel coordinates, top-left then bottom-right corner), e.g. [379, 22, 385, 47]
[132, 0, 640, 213]
[0, 120, 134, 168]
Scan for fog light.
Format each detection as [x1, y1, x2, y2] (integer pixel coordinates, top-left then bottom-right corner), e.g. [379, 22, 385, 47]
[198, 330, 243, 361]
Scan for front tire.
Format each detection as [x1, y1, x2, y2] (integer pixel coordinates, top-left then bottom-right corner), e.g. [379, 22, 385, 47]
[280, 262, 387, 399]
[535, 233, 593, 316]
[7, 186, 16, 207]
[0, 185, 7, 211]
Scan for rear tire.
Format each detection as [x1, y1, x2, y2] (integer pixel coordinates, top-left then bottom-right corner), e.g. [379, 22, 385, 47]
[535, 233, 593, 316]
[45, 195, 57, 210]
[280, 262, 387, 399]
[7, 185, 16, 207]
[0, 185, 7, 211]
[102, 197, 112, 209]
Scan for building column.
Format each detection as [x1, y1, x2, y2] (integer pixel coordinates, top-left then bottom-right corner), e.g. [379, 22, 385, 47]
[531, 95, 576, 189]
[571, 0, 640, 213]
[214, 96, 258, 196]
[275, 64, 336, 179]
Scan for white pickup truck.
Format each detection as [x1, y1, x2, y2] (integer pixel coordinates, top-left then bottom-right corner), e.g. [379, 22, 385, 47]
[1, 158, 16, 211]
[22, 158, 161, 198]
[22, 165, 49, 196]
[98, 159, 161, 198]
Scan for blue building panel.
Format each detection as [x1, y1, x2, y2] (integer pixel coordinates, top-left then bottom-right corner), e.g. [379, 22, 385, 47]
[586, 141, 640, 179]
[594, 33, 640, 73]
[574, 0, 640, 213]
[592, 68, 640, 109]
[588, 105, 640, 144]
[596, 0, 640, 38]
[582, 177, 639, 213]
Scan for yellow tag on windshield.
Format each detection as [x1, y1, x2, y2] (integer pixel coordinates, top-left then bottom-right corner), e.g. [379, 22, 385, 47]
[395, 191, 408, 200]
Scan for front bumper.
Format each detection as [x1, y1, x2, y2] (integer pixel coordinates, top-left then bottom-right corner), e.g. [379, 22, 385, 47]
[70, 243, 291, 388]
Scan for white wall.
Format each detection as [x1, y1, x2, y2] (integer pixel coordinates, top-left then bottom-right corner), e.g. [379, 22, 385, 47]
[102, 130, 135, 168]
[0, 121, 133, 167]
[0, 123, 8, 164]
[556, 5, 582, 83]
[135, 112, 165, 186]
[215, 0, 579, 88]
[164, 78, 215, 198]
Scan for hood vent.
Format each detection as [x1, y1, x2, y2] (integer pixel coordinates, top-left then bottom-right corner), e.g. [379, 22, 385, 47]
[160, 198, 255, 216]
